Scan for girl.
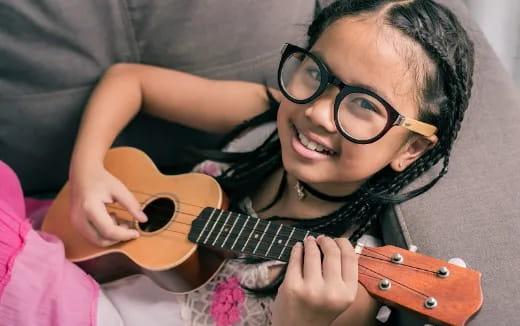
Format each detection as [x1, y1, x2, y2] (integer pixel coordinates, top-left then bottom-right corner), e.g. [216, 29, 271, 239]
[0, 0, 474, 325]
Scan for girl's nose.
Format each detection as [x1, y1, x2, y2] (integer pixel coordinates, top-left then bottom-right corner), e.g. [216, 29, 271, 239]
[304, 88, 338, 133]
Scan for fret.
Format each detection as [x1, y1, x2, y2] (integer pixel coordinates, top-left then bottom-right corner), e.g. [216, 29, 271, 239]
[269, 226, 292, 260]
[278, 227, 295, 261]
[265, 223, 283, 257]
[295, 229, 310, 244]
[255, 221, 276, 258]
[202, 209, 224, 245]
[241, 219, 260, 252]
[195, 208, 218, 243]
[224, 212, 241, 250]
[229, 214, 248, 250]
[278, 228, 311, 262]
[211, 210, 233, 247]
[190, 208, 322, 263]
[252, 220, 270, 255]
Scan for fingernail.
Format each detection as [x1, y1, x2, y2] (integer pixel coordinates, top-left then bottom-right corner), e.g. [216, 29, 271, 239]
[133, 231, 140, 238]
[306, 235, 315, 241]
[316, 234, 325, 240]
[294, 242, 302, 248]
[137, 211, 148, 222]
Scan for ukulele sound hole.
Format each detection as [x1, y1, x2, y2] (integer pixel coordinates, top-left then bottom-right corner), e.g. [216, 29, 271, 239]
[139, 197, 176, 232]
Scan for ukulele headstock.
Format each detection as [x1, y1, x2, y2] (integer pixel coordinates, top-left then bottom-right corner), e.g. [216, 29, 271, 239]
[357, 245, 482, 326]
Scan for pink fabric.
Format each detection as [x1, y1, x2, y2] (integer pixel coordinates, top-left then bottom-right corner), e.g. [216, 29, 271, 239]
[0, 162, 30, 296]
[0, 161, 100, 326]
[24, 197, 54, 229]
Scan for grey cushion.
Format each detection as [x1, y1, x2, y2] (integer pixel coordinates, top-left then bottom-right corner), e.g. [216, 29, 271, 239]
[0, 0, 315, 194]
[381, 0, 520, 325]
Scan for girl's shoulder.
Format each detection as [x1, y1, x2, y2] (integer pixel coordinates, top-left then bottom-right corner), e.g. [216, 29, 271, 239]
[192, 122, 277, 178]
[223, 121, 277, 153]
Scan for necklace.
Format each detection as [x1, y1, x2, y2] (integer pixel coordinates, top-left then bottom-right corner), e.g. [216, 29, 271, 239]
[262, 170, 354, 211]
[293, 176, 355, 202]
[294, 180, 306, 200]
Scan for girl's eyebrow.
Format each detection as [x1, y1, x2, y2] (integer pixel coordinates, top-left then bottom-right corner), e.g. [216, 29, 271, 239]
[311, 49, 391, 101]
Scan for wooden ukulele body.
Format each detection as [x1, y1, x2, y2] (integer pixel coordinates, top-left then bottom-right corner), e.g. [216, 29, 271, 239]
[42, 147, 227, 293]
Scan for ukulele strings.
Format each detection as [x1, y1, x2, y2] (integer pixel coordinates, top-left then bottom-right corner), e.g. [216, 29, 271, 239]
[128, 203, 431, 299]
[105, 199, 440, 277]
[104, 188, 438, 298]
[114, 189, 440, 276]
[357, 265, 430, 298]
[148, 210, 431, 299]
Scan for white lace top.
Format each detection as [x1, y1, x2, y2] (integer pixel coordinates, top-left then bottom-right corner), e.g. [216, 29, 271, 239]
[177, 258, 280, 326]
[99, 252, 281, 326]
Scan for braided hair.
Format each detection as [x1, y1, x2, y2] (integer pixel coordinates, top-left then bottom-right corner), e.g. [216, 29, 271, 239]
[194, 0, 474, 296]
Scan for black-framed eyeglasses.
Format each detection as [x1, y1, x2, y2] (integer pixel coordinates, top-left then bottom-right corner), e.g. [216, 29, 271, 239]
[277, 43, 437, 144]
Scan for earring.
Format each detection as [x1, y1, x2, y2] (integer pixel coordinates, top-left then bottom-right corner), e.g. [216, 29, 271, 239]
[398, 162, 403, 168]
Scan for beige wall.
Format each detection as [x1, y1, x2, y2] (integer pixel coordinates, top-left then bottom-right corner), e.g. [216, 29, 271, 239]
[464, 0, 520, 87]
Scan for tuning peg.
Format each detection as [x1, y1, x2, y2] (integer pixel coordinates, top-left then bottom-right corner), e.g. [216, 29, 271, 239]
[379, 278, 391, 291]
[424, 297, 438, 309]
[391, 253, 403, 264]
[437, 266, 450, 278]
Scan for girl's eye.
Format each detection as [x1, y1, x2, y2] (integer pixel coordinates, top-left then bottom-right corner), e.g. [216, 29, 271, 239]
[305, 67, 321, 81]
[353, 98, 378, 112]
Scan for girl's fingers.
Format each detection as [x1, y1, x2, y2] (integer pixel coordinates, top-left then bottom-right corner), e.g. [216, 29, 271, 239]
[76, 213, 118, 247]
[111, 180, 148, 222]
[335, 237, 358, 283]
[285, 241, 303, 282]
[303, 236, 323, 282]
[87, 201, 140, 242]
[317, 236, 342, 281]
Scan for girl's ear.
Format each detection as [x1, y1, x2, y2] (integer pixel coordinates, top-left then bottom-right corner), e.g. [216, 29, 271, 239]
[390, 134, 438, 172]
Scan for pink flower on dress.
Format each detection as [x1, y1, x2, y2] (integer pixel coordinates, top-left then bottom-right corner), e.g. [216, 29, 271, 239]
[210, 277, 245, 326]
[197, 161, 222, 177]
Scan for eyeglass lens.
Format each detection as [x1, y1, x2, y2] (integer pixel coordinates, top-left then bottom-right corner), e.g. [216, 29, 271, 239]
[280, 51, 390, 141]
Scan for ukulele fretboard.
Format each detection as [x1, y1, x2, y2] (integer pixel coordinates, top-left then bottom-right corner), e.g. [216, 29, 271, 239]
[188, 207, 320, 262]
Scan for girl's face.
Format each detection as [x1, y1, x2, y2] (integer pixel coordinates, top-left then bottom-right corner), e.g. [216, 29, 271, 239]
[277, 15, 437, 195]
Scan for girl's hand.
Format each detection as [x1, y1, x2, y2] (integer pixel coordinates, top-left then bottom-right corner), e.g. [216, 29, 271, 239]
[69, 167, 147, 247]
[272, 235, 358, 326]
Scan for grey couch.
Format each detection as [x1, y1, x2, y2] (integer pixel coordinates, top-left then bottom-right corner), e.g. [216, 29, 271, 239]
[384, 0, 520, 324]
[1, 0, 519, 325]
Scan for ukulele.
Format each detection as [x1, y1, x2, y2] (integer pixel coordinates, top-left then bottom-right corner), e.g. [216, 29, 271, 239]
[41, 147, 483, 326]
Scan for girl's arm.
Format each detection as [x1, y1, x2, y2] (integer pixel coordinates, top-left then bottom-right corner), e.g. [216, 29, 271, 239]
[71, 63, 274, 173]
[69, 63, 278, 247]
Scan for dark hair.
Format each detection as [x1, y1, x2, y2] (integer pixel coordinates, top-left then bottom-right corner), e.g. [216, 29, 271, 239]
[195, 0, 474, 297]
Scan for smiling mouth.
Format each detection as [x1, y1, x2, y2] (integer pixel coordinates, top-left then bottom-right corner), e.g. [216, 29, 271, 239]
[293, 125, 336, 155]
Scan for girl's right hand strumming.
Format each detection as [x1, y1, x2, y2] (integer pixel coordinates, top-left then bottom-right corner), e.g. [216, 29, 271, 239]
[69, 167, 148, 247]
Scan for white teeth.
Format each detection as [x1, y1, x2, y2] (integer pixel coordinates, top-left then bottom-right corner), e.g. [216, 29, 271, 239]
[300, 134, 310, 146]
[296, 130, 333, 154]
[307, 141, 317, 150]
